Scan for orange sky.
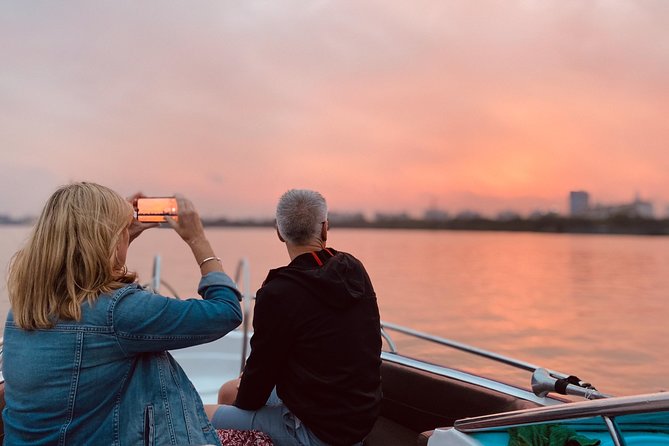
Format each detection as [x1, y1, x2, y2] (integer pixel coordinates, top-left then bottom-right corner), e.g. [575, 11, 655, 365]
[1, 1, 668, 218]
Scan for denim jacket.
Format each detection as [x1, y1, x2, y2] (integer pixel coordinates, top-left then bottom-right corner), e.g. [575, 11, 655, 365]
[2, 271, 242, 446]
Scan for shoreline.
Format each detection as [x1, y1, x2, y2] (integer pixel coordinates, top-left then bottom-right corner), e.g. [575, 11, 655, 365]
[2, 216, 668, 236]
[201, 215, 669, 236]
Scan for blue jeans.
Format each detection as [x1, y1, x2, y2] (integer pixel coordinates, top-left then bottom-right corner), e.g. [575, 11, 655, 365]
[212, 389, 361, 446]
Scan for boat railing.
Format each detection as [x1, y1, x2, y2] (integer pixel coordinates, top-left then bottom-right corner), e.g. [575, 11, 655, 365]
[452, 390, 669, 446]
[454, 391, 669, 432]
[143, 255, 180, 298]
[233, 257, 253, 374]
[382, 321, 541, 372]
[148, 254, 254, 374]
[380, 321, 610, 400]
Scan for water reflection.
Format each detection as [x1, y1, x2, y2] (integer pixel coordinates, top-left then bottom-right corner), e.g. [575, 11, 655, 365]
[1, 226, 668, 395]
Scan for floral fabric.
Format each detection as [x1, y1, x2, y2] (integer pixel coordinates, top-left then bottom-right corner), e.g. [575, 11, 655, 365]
[216, 429, 274, 446]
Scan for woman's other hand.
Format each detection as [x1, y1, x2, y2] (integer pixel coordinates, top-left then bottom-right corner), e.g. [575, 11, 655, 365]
[165, 195, 222, 274]
[165, 195, 206, 244]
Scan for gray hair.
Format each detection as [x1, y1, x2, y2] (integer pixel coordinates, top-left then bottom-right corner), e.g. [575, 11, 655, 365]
[276, 189, 328, 245]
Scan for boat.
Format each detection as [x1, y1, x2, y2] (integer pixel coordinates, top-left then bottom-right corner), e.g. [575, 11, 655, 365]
[0, 257, 667, 445]
[365, 324, 669, 446]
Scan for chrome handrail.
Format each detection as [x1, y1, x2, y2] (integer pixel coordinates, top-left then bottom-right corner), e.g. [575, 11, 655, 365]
[380, 321, 609, 400]
[144, 255, 180, 298]
[151, 255, 161, 292]
[454, 391, 669, 433]
[148, 254, 252, 373]
[234, 257, 252, 374]
[380, 326, 397, 353]
[381, 321, 546, 373]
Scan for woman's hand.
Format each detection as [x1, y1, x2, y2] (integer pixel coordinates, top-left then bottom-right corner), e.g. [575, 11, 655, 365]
[128, 219, 159, 243]
[127, 193, 159, 243]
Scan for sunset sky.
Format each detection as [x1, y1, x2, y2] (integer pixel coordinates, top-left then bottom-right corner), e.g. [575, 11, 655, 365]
[1, 1, 668, 219]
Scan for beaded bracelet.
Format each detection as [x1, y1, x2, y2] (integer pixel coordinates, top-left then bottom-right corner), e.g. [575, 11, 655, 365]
[198, 256, 221, 268]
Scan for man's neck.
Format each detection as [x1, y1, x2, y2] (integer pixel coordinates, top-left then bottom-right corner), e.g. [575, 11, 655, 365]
[286, 240, 326, 261]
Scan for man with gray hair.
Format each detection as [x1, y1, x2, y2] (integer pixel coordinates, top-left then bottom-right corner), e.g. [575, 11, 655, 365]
[208, 189, 382, 446]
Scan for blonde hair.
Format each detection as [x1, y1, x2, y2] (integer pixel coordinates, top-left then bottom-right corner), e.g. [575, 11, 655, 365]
[7, 182, 137, 329]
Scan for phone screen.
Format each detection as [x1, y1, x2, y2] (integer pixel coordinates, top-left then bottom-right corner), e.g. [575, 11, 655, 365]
[136, 197, 178, 222]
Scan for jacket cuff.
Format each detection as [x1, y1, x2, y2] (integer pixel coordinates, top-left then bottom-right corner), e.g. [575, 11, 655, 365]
[198, 271, 243, 301]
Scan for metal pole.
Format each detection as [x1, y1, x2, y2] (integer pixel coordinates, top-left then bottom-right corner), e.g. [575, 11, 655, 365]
[151, 255, 161, 292]
[235, 258, 252, 374]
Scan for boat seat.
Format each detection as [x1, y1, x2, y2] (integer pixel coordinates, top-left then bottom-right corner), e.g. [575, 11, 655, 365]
[377, 359, 541, 444]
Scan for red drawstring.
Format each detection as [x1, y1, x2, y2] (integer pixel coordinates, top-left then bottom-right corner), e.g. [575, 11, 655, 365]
[310, 251, 323, 266]
[311, 249, 334, 267]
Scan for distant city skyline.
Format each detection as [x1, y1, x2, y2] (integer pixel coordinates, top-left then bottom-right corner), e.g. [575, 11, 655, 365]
[2, 2, 668, 219]
[2, 189, 665, 223]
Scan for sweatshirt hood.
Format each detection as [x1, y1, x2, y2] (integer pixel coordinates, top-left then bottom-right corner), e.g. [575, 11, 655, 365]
[263, 249, 376, 309]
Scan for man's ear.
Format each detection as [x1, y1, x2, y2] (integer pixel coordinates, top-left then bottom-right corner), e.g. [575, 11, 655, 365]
[321, 220, 328, 242]
[276, 227, 285, 242]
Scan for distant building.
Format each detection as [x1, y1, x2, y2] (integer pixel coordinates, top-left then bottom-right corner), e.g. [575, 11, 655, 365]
[584, 194, 655, 219]
[374, 212, 412, 223]
[328, 211, 367, 225]
[496, 210, 521, 221]
[631, 196, 654, 218]
[423, 208, 449, 222]
[569, 191, 590, 216]
[454, 210, 482, 220]
[528, 209, 560, 220]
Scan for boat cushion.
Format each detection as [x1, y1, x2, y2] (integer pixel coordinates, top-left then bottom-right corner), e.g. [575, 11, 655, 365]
[380, 360, 540, 433]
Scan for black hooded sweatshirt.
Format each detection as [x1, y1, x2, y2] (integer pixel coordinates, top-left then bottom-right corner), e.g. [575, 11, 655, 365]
[235, 248, 382, 445]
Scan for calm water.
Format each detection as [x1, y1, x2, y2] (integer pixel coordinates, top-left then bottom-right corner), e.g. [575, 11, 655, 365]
[1, 226, 668, 396]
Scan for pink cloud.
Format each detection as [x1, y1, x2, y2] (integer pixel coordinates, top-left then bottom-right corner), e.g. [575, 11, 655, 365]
[1, 1, 668, 217]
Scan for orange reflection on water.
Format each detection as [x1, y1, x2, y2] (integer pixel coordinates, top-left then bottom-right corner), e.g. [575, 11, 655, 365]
[2, 227, 665, 396]
[348, 230, 669, 395]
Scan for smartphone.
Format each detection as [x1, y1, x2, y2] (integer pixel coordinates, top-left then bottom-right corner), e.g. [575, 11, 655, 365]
[135, 197, 178, 222]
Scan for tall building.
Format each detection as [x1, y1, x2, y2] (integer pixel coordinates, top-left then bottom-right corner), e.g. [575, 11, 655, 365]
[569, 191, 590, 216]
[572, 192, 655, 219]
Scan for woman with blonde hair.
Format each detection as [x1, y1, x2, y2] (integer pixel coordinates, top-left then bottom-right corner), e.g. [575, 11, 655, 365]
[2, 182, 242, 445]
